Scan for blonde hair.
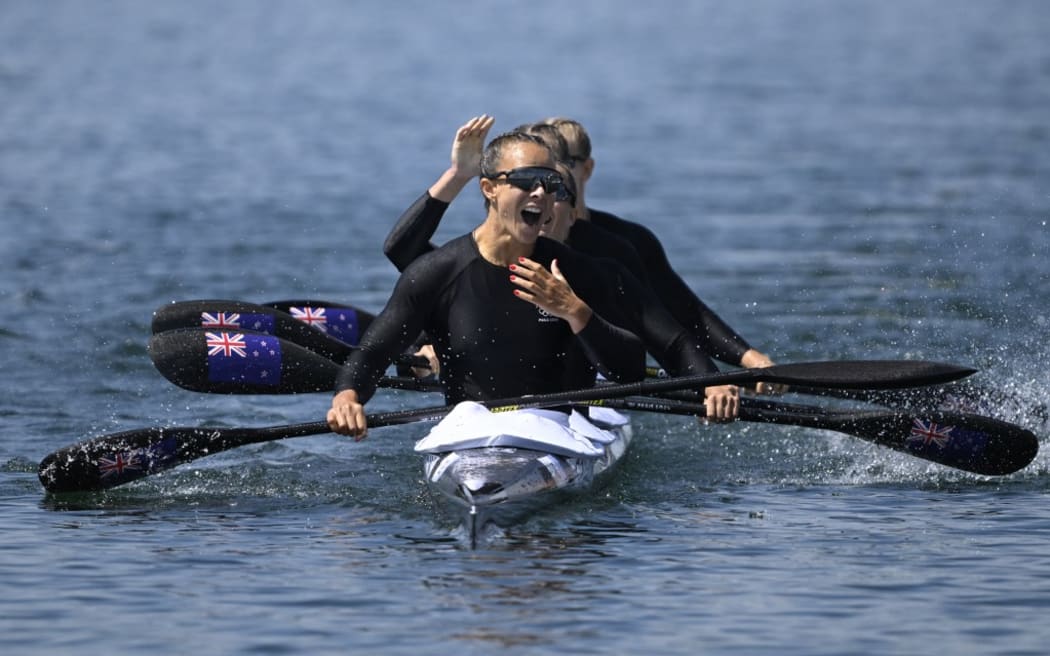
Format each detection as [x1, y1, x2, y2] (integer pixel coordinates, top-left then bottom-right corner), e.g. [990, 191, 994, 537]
[514, 122, 570, 163]
[540, 117, 591, 160]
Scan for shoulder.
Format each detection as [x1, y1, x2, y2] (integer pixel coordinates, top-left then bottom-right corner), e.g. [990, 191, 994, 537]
[588, 208, 665, 257]
[570, 220, 642, 258]
[534, 236, 573, 260]
[589, 209, 658, 240]
[537, 238, 613, 293]
[399, 233, 477, 286]
[570, 220, 648, 282]
[535, 236, 594, 272]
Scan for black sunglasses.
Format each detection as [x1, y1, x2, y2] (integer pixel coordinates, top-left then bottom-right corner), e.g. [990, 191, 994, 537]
[484, 166, 564, 194]
[554, 182, 576, 207]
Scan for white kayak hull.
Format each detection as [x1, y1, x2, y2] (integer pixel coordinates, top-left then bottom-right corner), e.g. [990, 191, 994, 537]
[415, 402, 632, 546]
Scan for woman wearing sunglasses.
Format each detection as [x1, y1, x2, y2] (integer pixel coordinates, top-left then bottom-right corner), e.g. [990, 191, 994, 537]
[327, 129, 650, 439]
[378, 116, 742, 423]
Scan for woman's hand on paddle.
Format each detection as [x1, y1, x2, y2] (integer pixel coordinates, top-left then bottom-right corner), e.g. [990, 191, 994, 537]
[741, 349, 787, 395]
[412, 344, 440, 378]
[510, 257, 593, 333]
[703, 385, 740, 422]
[327, 389, 368, 440]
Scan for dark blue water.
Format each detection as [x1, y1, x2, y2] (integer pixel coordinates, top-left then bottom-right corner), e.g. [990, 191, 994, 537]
[3, 1, 1050, 653]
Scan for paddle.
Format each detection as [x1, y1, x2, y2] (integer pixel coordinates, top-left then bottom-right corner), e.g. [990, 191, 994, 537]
[38, 375, 1036, 494]
[147, 328, 974, 395]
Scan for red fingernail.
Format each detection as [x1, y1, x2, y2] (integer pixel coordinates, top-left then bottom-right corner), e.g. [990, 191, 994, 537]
[509, 275, 516, 281]
[518, 256, 525, 263]
[513, 290, 520, 296]
[509, 264, 517, 271]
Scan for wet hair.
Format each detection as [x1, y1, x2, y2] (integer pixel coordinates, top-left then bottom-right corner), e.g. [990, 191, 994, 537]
[540, 117, 592, 161]
[480, 130, 553, 178]
[479, 131, 554, 209]
[513, 122, 571, 164]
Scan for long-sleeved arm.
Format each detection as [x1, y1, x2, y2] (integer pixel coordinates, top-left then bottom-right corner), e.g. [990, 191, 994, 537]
[571, 309, 647, 384]
[335, 273, 431, 403]
[382, 191, 448, 272]
[590, 210, 753, 364]
[601, 260, 719, 376]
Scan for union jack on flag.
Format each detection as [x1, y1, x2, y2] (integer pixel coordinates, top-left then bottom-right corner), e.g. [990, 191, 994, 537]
[206, 332, 248, 357]
[908, 418, 955, 449]
[98, 450, 144, 478]
[289, 306, 327, 328]
[201, 312, 241, 328]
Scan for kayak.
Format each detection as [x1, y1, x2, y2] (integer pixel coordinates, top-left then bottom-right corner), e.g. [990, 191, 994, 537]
[414, 401, 632, 547]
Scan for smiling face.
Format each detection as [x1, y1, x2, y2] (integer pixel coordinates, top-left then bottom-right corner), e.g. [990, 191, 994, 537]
[480, 139, 558, 245]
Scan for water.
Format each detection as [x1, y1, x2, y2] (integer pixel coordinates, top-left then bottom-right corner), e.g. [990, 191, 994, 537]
[2, 0, 1049, 653]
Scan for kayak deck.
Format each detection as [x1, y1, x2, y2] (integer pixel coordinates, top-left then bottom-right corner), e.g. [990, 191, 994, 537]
[416, 403, 632, 547]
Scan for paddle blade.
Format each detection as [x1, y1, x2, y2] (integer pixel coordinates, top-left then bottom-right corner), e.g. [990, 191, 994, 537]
[741, 400, 1038, 476]
[151, 299, 358, 359]
[265, 298, 376, 329]
[38, 421, 330, 493]
[847, 411, 1037, 476]
[262, 299, 375, 346]
[38, 427, 203, 492]
[744, 360, 977, 390]
[148, 329, 342, 394]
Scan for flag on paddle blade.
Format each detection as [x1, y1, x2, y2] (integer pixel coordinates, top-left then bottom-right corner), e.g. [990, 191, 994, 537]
[205, 332, 282, 386]
[96, 435, 178, 487]
[200, 311, 276, 334]
[905, 417, 988, 461]
[289, 306, 361, 345]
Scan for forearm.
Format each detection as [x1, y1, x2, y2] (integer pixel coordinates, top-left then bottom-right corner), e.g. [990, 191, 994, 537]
[428, 166, 475, 203]
[574, 312, 646, 383]
[624, 220, 753, 364]
[684, 297, 753, 365]
[614, 263, 720, 377]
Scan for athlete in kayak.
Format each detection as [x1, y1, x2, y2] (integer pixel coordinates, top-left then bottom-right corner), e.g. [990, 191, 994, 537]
[328, 131, 649, 439]
[378, 116, 742, 422]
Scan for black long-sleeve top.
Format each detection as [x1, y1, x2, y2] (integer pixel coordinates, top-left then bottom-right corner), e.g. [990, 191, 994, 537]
[338, 234, 647, 404]
[383, 191, 750, 367]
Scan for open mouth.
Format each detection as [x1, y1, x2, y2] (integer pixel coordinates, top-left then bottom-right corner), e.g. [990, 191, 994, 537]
[521, 206, 543, 226]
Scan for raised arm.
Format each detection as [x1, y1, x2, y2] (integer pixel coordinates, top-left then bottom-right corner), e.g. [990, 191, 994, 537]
[383, 115, 495, 271]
